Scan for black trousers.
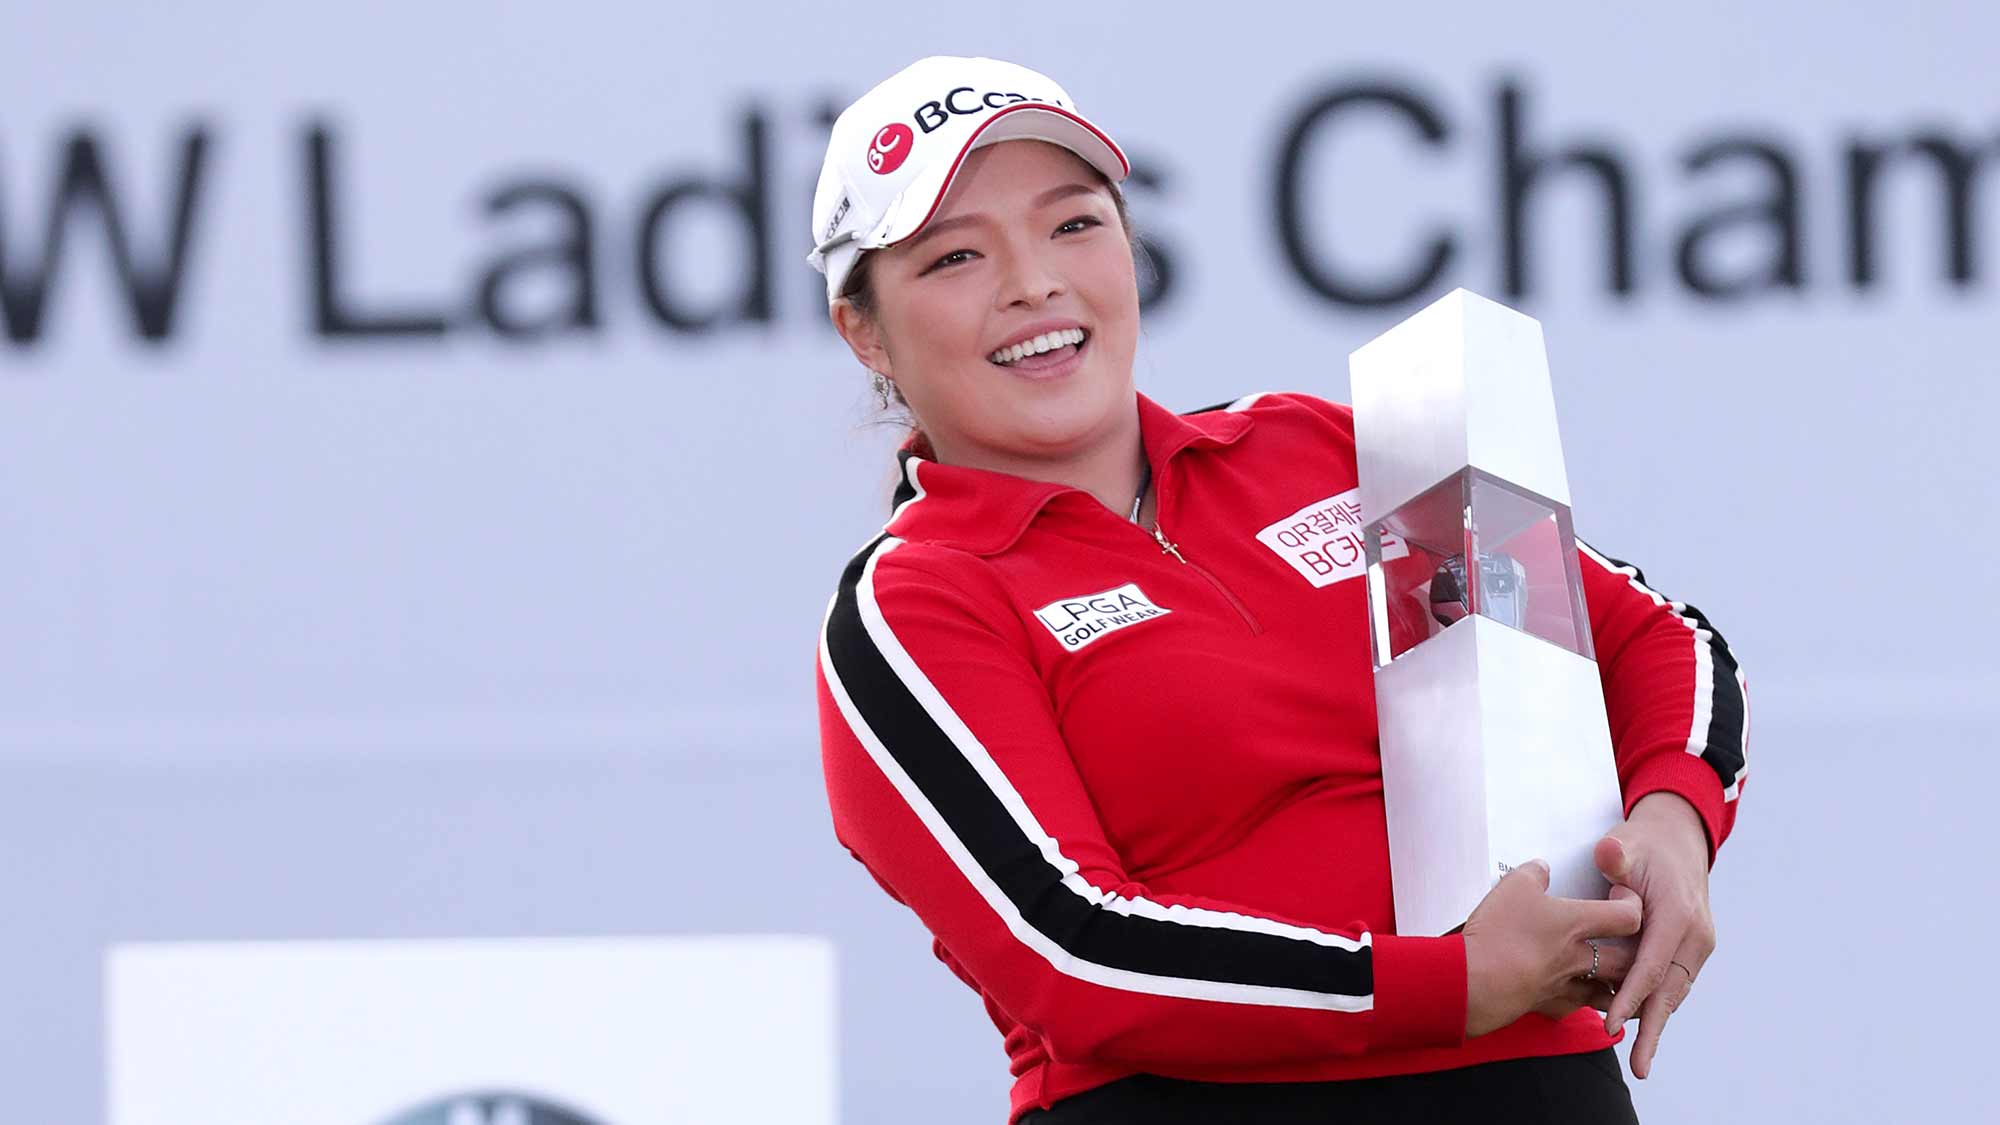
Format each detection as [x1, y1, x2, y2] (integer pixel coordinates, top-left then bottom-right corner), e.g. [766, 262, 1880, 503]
[1019, 1049, 1639, 1124]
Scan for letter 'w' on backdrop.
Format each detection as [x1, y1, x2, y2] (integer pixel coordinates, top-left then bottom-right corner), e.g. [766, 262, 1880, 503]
[1349, 288, 1624, 937]
[105, 936, 836, 1125]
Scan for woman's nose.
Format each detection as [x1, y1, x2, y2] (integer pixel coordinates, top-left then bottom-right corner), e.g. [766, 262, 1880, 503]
[998, 250, 1066, 308]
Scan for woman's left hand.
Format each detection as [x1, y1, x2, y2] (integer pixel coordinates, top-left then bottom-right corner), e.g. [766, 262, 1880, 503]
[1592, 792, 1716, 1079]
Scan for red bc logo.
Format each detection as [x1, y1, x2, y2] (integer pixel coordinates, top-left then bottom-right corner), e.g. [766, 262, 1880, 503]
[867, 123, 914, 175]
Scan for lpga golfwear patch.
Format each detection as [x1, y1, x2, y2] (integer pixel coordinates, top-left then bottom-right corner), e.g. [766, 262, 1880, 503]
[1255, 487, 1408, 588]
[1032, 583, 1171, 649]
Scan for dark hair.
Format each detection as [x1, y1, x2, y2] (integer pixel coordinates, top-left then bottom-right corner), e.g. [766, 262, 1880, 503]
[841, 165, 1135, 453]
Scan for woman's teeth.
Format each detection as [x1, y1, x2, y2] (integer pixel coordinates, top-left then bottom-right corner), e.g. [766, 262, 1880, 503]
[989, 327, 1087, 366]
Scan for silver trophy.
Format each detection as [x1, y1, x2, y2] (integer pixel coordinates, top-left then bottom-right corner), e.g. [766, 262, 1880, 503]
[1350, 288, 1624, 937]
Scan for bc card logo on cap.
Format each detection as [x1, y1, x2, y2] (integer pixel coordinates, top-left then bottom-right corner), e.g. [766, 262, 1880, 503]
[908, 85, 1060, 135]
[868, 87, 1064, 175]
[1034, 583, 1171, 650]
[867, 124, 914, 174]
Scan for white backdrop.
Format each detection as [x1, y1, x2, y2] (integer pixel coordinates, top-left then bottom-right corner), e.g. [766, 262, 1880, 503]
[3, 2, 1993, 1121]
[107, 936, 836, 1125]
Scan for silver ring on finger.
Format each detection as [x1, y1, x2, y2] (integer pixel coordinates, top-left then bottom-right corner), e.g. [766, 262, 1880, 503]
[1582, 939, 1600, 982]
[1670, 959, 1694, 986]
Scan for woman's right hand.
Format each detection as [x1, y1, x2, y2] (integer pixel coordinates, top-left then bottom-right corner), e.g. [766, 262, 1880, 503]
[1461, 859, 1643, 1038]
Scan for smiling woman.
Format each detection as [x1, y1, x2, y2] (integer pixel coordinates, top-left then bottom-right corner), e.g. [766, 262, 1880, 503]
[807, 55, 1746, 1125]
[834, 161, 1135, 476]
[830, 139, 1144, 516]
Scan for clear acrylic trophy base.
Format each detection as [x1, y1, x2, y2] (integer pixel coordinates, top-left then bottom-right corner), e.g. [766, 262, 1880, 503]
[1374, 614, 1625, 937]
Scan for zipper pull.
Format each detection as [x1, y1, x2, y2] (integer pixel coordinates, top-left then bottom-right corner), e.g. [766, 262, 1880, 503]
[1151, 524, 1187, 565]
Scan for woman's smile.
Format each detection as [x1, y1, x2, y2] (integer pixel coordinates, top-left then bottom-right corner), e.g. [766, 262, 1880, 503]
[988, 326, 1092, 380]
[999, 332, 1087, 380]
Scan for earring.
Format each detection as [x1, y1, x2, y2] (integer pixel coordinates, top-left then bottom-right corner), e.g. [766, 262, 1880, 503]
[870, 370, 894, 409]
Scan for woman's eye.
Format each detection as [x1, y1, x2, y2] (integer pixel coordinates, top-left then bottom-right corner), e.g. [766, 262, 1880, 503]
[924, 249, 976, 273]
[1056, 215, 1103, 235]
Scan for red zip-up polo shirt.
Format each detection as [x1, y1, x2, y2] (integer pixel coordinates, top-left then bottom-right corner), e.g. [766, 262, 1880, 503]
[815, 389, 1749, 1122]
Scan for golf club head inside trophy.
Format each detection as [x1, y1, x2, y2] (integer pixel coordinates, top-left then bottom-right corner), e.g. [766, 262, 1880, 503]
[1349, 288, 1624, 938]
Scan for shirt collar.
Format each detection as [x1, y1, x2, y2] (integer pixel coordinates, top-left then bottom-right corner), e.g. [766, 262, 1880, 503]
[883, 390, 1255, 556]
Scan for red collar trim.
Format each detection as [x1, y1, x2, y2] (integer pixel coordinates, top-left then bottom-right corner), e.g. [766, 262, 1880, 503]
[884, 391, 1254, 556]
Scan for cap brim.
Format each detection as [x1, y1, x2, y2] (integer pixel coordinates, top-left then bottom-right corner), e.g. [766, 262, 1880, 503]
[866, 103, 1130, 250]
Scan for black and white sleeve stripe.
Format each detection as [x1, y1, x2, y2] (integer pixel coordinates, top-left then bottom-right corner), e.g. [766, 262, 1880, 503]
[818, 527, 1377, 1011]
[1580, 541, 1749, 801]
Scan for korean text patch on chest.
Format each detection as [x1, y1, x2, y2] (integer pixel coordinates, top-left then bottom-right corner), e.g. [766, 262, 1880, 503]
[1255, 487, 1408, 588]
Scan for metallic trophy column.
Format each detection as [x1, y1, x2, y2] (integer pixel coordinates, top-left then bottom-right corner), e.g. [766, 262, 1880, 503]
[1350, 288, 1625, 938]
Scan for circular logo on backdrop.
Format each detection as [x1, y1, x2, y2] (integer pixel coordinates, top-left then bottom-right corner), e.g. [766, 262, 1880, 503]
[867, 123, 914, 175]
[377, 1091, 610, 1125]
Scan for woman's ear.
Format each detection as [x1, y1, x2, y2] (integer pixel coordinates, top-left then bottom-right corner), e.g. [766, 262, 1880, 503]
[830, 298, 894, 381]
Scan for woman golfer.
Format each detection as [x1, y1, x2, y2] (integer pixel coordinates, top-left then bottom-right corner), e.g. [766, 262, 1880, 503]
[810, 55, 1747, 1124]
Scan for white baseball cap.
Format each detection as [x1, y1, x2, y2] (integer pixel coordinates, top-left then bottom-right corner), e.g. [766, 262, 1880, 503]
[806, 55, 1130, 306]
